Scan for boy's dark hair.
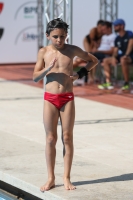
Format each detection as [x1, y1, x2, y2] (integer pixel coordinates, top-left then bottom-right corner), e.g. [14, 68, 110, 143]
[46, 18, 69, 35]
[102, 21, 112, 28]
[97, 20, 104, 26]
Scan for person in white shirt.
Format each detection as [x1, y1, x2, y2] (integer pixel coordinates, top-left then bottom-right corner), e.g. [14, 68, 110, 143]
[98, 19, 133, 90]
[86, 21, 115, 83]
[92, 21, 116, 61]
[73, 21, 116, 84]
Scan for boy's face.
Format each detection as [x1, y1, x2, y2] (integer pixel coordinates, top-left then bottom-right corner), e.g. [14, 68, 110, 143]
[47, 28, 67, 49]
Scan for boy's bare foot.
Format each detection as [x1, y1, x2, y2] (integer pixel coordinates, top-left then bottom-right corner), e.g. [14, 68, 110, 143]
[40, 179, 55, 192]
[63, 178, 76, 190]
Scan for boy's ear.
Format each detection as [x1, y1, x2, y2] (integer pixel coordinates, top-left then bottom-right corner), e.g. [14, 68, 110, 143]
[46, 33, 50, 40]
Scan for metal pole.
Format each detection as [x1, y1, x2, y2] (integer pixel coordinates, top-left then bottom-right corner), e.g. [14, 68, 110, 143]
[50, 0, 54, 20]
[43, 0, 47, 47]
[100, 0, 103, 19]
[37, 0, 43, 50]
[43, 0, 49, 90]
[63, 0, 66, 20]
[116, 0, 118, 19]
[111, 0, 112, 20]
[104, 0, 107, 20]
[68, 0, 73, 44]
[99, 0, 118, 80]
[100, 0, 118, 21]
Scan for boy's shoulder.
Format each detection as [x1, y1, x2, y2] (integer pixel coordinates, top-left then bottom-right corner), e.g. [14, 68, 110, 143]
[65, 44, 80, 51]
[65, 44, 84, 57]
[38, 46, 51, 54]
[65, 43, 75, 48]
[38, 46, 46, 53]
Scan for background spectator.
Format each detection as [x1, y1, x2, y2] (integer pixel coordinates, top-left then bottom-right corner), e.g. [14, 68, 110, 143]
[92, 21, 116, 62]
[98, 19, 133, 90]
[73, 21, 116, 84]
[83, 20, 104, 52]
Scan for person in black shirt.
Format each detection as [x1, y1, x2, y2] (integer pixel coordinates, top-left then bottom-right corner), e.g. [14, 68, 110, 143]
[83, 20, 104, 52]
[98, 19, 133, 90]
[73, 20, 104, 84]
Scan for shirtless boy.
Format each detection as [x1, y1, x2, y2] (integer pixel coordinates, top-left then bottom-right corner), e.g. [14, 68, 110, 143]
[33, 18, 98, 191]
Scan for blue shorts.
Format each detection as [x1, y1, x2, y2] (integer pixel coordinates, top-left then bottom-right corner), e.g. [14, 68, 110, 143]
[92, 52, 107, 62]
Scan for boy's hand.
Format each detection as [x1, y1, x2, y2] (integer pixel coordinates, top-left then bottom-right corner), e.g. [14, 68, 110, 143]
[49, 58, 57, 71]
[70, 73, 79, 81]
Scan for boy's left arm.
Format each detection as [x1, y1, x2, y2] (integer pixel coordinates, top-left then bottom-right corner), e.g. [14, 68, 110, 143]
[70, 47, 98, 81]
[76, 47, 99, 79]
[75, 46, 98, 69]
[84, 52, 99, 71]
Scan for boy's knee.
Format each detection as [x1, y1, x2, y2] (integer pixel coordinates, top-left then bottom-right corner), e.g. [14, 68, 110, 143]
[63, 132, 72, 144]
[47, 135, 56, 145]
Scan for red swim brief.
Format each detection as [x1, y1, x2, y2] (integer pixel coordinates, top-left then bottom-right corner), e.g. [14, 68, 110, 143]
[44, 92, 74, 110]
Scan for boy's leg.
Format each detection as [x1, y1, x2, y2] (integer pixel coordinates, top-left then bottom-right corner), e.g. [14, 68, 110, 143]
[40, 100, 59, 192]
[60, 100, 76, 190]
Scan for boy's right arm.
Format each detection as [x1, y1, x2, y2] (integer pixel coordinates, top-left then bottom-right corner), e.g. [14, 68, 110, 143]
[33, 48, 56, 82]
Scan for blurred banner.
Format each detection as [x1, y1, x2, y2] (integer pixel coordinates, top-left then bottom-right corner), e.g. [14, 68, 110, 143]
[0, 0, 100, 64]
[0, 0, 38, 63]
[0, 0, 133, 64]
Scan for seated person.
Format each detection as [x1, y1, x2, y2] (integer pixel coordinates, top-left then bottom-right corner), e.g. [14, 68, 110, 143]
[83, 20, 104, 52]
[73, 20, 104, 68]
[98, 19, 133, 90]
[73, 21, 116, 83]
[92, 21, 116, 61]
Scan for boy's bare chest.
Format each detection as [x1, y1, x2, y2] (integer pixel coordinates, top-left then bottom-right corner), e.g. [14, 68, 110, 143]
[44, 51, 72, 69]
